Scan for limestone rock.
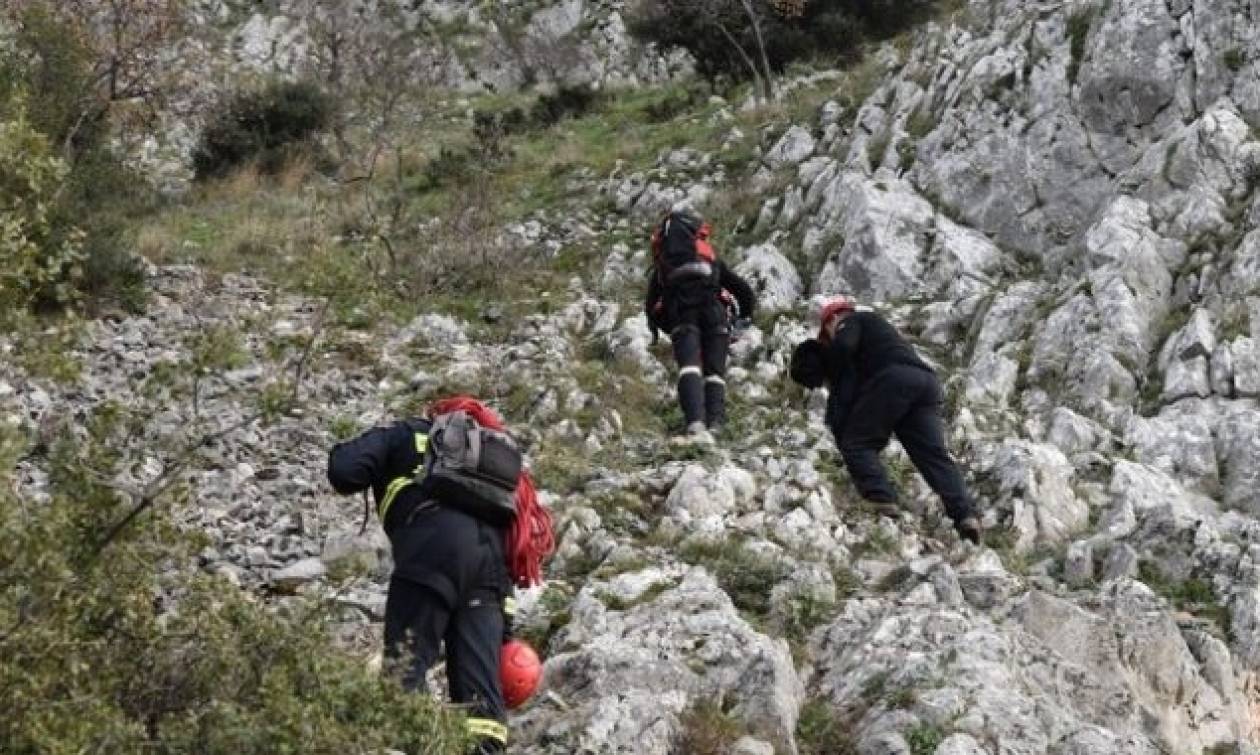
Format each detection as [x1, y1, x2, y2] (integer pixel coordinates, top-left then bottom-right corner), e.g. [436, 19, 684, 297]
[735, 242, 804, 314]
[269, 557, 325, 592]
[764, 126, 816, 169]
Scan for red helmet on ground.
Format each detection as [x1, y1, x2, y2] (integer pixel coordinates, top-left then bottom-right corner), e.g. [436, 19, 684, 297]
[500, 639, 542, 709]
[818, 296, 856, 341]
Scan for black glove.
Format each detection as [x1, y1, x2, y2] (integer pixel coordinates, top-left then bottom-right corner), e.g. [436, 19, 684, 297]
[790, 339, 827, 389]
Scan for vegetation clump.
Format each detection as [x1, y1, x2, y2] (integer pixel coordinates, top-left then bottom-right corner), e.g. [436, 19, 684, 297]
[193, 80, 336, 179]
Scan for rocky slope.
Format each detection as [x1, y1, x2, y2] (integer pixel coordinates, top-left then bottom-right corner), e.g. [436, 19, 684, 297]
[10, 0, 1260, 752]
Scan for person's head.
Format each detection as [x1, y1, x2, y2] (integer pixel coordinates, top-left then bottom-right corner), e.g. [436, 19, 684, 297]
[818, 295, 856, 342]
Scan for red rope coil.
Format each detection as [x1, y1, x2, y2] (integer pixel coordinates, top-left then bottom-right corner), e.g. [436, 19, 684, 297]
[429, 396, 554, 587]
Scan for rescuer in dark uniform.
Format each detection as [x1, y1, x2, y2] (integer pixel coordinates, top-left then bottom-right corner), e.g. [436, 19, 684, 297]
[327, 397, 550, 753]
[645, 209, 758, 436]
[791, 297, 981, 543]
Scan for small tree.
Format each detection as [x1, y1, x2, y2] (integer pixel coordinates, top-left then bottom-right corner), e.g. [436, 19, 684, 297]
[2, 0, 189, 160]
[299, 0, 451, 180]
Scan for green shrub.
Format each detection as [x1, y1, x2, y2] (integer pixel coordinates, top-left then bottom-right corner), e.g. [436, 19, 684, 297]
[0, 406, 468, 754]
[193, 80, 335, 179]
[530, 84, 606, 127]
[628, 0, 940, 88]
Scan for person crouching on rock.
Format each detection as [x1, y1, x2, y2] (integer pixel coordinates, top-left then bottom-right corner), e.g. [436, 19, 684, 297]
[327, 396, 553, 754]
[789, 296, 981, 544]
[645, 208, 757, 441]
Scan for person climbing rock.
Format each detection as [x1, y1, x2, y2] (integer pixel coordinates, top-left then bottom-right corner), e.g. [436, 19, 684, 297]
[327, 396, 553, 754]
[645, 208, 757, 441]
[790, 297, 981, 544]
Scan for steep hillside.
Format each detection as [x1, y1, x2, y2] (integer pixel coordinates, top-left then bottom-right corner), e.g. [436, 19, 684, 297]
[8, 0, 1260, 753]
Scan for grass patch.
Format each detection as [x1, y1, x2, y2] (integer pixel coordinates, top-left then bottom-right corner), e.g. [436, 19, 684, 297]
[597, 578, 678, 612]
[907, 723, 946, 755]
[516, 583, 574, 654]
[1224, 47, 1246, 72]
[796, 698, 858, 755]
[905, 105, 937, 140]
[1066, 9, 1095, 85]
[674, 698, 744, 755]
[780, 593, 838, 647]
[1138, 561, 1230, 635]
[8, 316, 83, 385]
[679, 539, 791, 617]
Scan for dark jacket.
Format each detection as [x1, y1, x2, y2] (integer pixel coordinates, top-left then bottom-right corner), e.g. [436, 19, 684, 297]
[645, 260, 757, 337]
[825, 310, 932, 388]
[791, 310, 932, 434]
[327, 418, 437, 534]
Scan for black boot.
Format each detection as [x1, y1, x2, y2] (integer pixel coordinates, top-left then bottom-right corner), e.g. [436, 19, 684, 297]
[704, 378, 726, 430]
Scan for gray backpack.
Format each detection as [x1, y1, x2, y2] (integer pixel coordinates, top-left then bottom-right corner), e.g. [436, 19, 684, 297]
[420, 410, 522, 525]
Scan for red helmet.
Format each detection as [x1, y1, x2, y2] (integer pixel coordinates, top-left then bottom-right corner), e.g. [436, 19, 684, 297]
[818, 296, 856, 340]
[500, 639, 542, 709]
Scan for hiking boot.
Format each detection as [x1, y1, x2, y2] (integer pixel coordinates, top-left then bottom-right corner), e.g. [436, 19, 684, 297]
[955, 516, 982, 544]
[866, 499, 900, 518]
[670, 421, 715, 447]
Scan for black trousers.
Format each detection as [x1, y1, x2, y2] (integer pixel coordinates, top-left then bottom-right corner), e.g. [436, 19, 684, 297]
[384, 505, 508, 754]
[668, 294, 729, 427]
[837, 364, 974, 522]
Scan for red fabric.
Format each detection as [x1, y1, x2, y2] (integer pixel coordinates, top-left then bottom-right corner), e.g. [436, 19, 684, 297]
[818, 296, 856, 342]
[429, 396, 554, 587]
[695, 237, 716, 262]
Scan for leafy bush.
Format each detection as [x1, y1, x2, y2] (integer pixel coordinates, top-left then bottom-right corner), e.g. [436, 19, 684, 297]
[530, 84, 606, 127]
[0, 406, 469, 754]
[628, 0, 941, 87]
[468, 84, 606, 157]
[193, 80, 335, 179]
[0, 103, 85, 313]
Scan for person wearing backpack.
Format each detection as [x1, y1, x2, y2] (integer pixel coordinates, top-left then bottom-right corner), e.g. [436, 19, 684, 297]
[327, 396, 553, 754]
[645, 209, 757, 439]
[790, 297, 982, 544]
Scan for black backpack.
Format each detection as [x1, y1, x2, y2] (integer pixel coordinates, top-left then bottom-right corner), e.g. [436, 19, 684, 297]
[651, 211, 717, 285]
